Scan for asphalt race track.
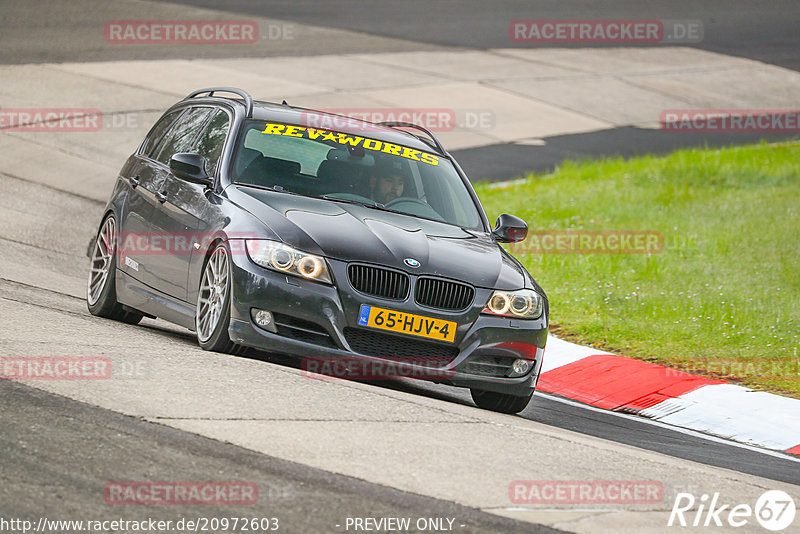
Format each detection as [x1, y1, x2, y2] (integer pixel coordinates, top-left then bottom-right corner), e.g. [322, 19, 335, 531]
[1, 1, 799, 533]
[164, 0, 800, 70]
[159, 0, 800, 179]
[4, 1, 799, 180]
[0, 380, 559, 534]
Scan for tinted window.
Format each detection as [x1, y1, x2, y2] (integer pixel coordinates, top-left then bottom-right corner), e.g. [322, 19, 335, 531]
[154, 107, 213, 165]
[141, 109, 184, 159]
[193, 110, 230, 177]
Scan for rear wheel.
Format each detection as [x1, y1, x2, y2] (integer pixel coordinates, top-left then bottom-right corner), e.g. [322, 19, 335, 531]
[196, 244, 246, 355]
[86, 215, 143, 325]
[470, 389, 533, 414]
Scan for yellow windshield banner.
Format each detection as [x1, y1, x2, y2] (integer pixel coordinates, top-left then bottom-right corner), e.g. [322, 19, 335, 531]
[260, 123, 439, 166]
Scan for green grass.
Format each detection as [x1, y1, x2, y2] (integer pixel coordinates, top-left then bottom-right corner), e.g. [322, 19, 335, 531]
[474, 142, 800, 397]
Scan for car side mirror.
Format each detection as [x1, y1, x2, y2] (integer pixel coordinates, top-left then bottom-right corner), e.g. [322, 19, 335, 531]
[492, 214, 528, 243]
[170, 152, 213, 187]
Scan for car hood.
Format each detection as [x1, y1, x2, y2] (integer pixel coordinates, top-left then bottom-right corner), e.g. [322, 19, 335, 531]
[232, 186, 526, 289]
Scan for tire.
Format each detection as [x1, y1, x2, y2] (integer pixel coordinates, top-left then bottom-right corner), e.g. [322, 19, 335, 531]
[195, 243, 247, 355]
[470, 389, 533, 414]
[86, 214, 143, 325]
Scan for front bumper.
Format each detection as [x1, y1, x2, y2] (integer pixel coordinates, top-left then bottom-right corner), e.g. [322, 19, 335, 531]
[227, 250, 548, 396]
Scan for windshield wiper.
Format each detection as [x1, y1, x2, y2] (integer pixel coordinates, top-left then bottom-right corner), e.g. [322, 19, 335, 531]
[321, 195, 453, 224]
[321, 195, 376, 206]
[236, 183, 308, 198]
[321, 195, 408, 215]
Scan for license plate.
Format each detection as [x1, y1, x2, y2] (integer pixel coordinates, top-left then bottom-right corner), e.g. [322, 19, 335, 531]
[357, 304, 456, 343]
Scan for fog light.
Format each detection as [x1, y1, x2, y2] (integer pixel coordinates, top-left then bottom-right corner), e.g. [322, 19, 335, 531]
[508, 358, 532, 378]
[251, 309, 276, 332]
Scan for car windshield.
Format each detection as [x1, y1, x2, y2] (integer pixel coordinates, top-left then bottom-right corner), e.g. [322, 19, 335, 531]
[231, 120, 485, 231]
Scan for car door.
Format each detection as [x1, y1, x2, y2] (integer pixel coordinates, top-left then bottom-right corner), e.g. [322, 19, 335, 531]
[147, 106, 226, 301]
[118, 108, 186, 287]
[183, 108, 233, 307]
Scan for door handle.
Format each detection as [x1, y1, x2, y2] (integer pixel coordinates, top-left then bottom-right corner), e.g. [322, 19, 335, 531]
[155, 190, 168, 203]
[129, 175, 140, 188]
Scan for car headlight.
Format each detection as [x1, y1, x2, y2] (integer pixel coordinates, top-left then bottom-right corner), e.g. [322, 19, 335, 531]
[245, 240, 332, 284]
[482, 289, 543, 319]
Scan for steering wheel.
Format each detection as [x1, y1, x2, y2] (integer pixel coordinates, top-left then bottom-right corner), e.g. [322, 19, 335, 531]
[385, 197, 430, 209]
[384, 197, 445, 222]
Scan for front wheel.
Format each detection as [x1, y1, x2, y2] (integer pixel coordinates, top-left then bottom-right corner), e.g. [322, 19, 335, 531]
[470, 389, 533, 414]
[196, 244, 245, 355]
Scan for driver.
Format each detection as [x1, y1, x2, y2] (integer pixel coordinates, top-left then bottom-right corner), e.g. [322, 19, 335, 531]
[370, 172, 405, 204]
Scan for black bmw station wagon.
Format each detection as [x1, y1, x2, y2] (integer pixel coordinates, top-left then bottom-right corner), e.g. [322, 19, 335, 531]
[87, 87, 548, 414]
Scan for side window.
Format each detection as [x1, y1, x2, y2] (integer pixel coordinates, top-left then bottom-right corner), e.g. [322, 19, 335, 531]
[193, 110, 230, 177]
[141, 109, 184, 159]
[154, 107, 213, 166]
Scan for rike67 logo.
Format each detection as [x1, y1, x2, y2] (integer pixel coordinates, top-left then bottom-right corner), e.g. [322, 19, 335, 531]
[668, 490, 796, 531]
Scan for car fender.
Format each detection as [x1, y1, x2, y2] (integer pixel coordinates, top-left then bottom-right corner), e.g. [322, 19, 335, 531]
[185, 190, 281, 306]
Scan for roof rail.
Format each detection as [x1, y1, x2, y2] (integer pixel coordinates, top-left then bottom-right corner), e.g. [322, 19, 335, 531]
[184, 87, 254, 118]
[377, 121, 446, 154]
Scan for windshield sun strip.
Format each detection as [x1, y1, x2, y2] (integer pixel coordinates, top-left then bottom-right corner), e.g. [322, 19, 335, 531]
[259, 122, 441, 167]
